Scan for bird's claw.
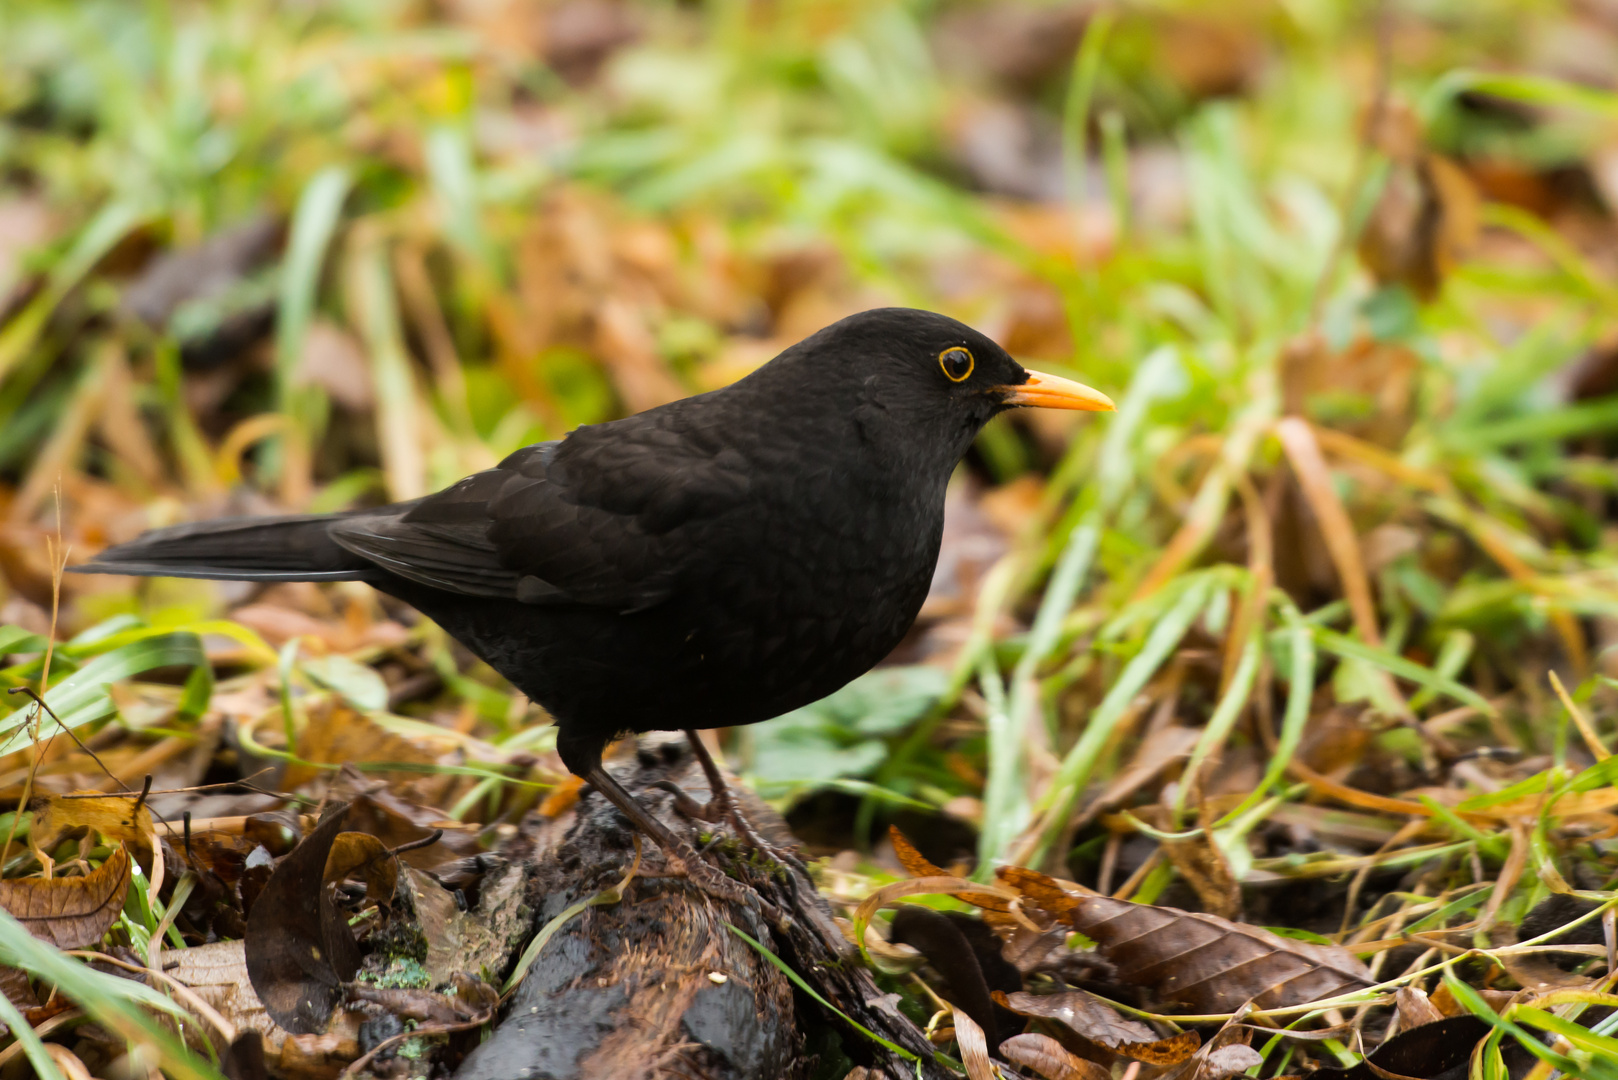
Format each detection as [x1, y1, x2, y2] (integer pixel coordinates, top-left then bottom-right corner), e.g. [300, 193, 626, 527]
[662, 838, 753, 906]
[651, 779, 723, 823]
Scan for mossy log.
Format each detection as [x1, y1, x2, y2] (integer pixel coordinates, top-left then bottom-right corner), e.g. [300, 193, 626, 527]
[455, 735, 944, 1080]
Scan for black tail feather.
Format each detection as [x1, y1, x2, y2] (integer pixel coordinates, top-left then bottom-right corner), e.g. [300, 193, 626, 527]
[71, 513, 375, 583]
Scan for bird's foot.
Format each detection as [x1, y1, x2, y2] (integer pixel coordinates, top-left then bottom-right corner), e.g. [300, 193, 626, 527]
[650, 779, 723, 823]
[653, 781, 808, 885]
[657, 833, 754, 907]
[677, 731, 811, 880]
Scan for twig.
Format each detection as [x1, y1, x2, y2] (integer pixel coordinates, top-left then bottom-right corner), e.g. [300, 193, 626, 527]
[339, 1014, 493, 1076]
[55, 768, 277, 798]
[387, 829, 444, 859]
[4, 687, 130, 793]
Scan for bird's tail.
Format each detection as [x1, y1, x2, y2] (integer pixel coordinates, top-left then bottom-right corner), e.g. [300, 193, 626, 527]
[71, 513, 375, 582]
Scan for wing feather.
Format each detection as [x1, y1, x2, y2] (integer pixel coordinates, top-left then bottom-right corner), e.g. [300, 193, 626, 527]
[329, 413, 750, 611]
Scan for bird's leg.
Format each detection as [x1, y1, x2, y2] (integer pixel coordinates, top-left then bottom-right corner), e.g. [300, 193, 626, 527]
[677, 729, 808, 875]
[581, 764, 750, 906]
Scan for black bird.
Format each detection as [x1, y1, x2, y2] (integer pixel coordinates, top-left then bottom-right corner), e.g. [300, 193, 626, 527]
[75, 308, 1112, 886]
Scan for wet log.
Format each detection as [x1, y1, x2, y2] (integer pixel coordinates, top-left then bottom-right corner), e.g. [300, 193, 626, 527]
[455, 735, 944, 1080]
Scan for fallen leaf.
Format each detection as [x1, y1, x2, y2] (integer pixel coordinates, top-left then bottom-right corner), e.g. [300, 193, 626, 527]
[1356, 102, 1479, 300]
[29, 792, 153, 851]
[281, 703, 442, 792]
[996, 865, 1081, 923]
[1061, 893, 1374, 1012]
[343, 984, 482, 1025]
[1160, 831, 1241, 921]
[889, 906, 1013, 1047]
[890, 826, 1013, 912]
[1165, 1042, 1263, 1080]
[996, 990, 1198, 1064]
[999, 1033, 1110, 1080]
[1395, 986, 1445, 1030]
[332, 769, 479, 871]
[0, 965, 36, 1010]
[0, 844, 131, 949]
[324, 831, 396, 907]
[949, 1003, 997, 1080]
[244, 806, 361, 1034]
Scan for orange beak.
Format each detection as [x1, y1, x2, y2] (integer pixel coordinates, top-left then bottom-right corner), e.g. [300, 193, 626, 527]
[996, 369, 1115, 412]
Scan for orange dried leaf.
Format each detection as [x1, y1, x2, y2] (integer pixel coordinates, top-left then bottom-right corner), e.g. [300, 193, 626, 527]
[996, 990, 1199, 1064]
[890, 825, 947, 878]
[30, 792, 153, 851]
[324, 832, 397, 907]
[890, 826, 1012, 912]
[996, 866, 1081, 921]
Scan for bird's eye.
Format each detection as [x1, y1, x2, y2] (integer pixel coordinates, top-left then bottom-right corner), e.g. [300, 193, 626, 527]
[939, 346, 974, 382]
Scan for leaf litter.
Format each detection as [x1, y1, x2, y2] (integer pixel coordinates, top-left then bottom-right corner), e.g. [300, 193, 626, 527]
[2, 0, 1618, 1077]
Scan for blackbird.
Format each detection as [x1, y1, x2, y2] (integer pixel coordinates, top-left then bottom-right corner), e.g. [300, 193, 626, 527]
[74, 308, 1112, 886]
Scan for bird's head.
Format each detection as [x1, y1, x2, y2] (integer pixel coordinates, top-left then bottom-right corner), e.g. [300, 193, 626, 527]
[765, 308, 1114, 466]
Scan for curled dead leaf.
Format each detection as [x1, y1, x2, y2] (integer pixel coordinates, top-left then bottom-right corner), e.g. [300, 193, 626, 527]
[854, 876, 1022, 944]
[949, 1004, 997, 1080]
[29, 792, 153, 851]
[996, 990, 1198, 1064]
[889, 906, 1018, 1047]
[0, 843, 130, 949]
[891, 826, 1012, 911]
[1169, 1043, 1264, 1080]
[995, 865, 1081, 923]
[245, 806, 361, 1034]
[324, 832, 396, 907]
[999, 1033, 1110, 1080]
[1394, 986, 1444, 1030]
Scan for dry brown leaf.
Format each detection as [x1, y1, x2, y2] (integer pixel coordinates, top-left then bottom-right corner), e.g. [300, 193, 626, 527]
[1359, 153, 1479, 301]
[996, 865, 1080, 922]
[1357, 101, 1479, 301]
[282, 703, 443, 792]
[245, 808, 361, 1034]
[1072, 726, 1203, 833]
[996, 990, 1199, 1064]
[854, 876, 1022, 942]
[949, 1004, 998, 1080]
[1394, 986, 1444, 1029]
[890, 827, 1014, 912]
[999, 1033, 1110, 1080]
[1280, 333, 1419, 449]
[1166, 1042, 1264, 1080]
[324, 832, 397, 907]
[1063, 894, 1374, 1012]
[1160, 832, 1241, 921]
[0, 965, 36, 1010]
[30, 792, 153, 851]
[43, 1044, 93, 1080]
[330, 771, 478, 871]
[0, 843, 130, 949]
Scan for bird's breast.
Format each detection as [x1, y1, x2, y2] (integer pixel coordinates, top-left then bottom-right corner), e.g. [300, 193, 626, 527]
[662, 461, 946, 717]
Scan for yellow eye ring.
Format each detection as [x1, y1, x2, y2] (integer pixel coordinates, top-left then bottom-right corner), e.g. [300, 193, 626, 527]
[939, 346, 974, 382]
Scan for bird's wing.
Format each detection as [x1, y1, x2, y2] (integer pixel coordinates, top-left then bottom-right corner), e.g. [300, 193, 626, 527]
[330, 421, 752, 611]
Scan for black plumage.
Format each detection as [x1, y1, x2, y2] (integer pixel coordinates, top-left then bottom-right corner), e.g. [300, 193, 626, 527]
[74, 308, 1112, 879]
